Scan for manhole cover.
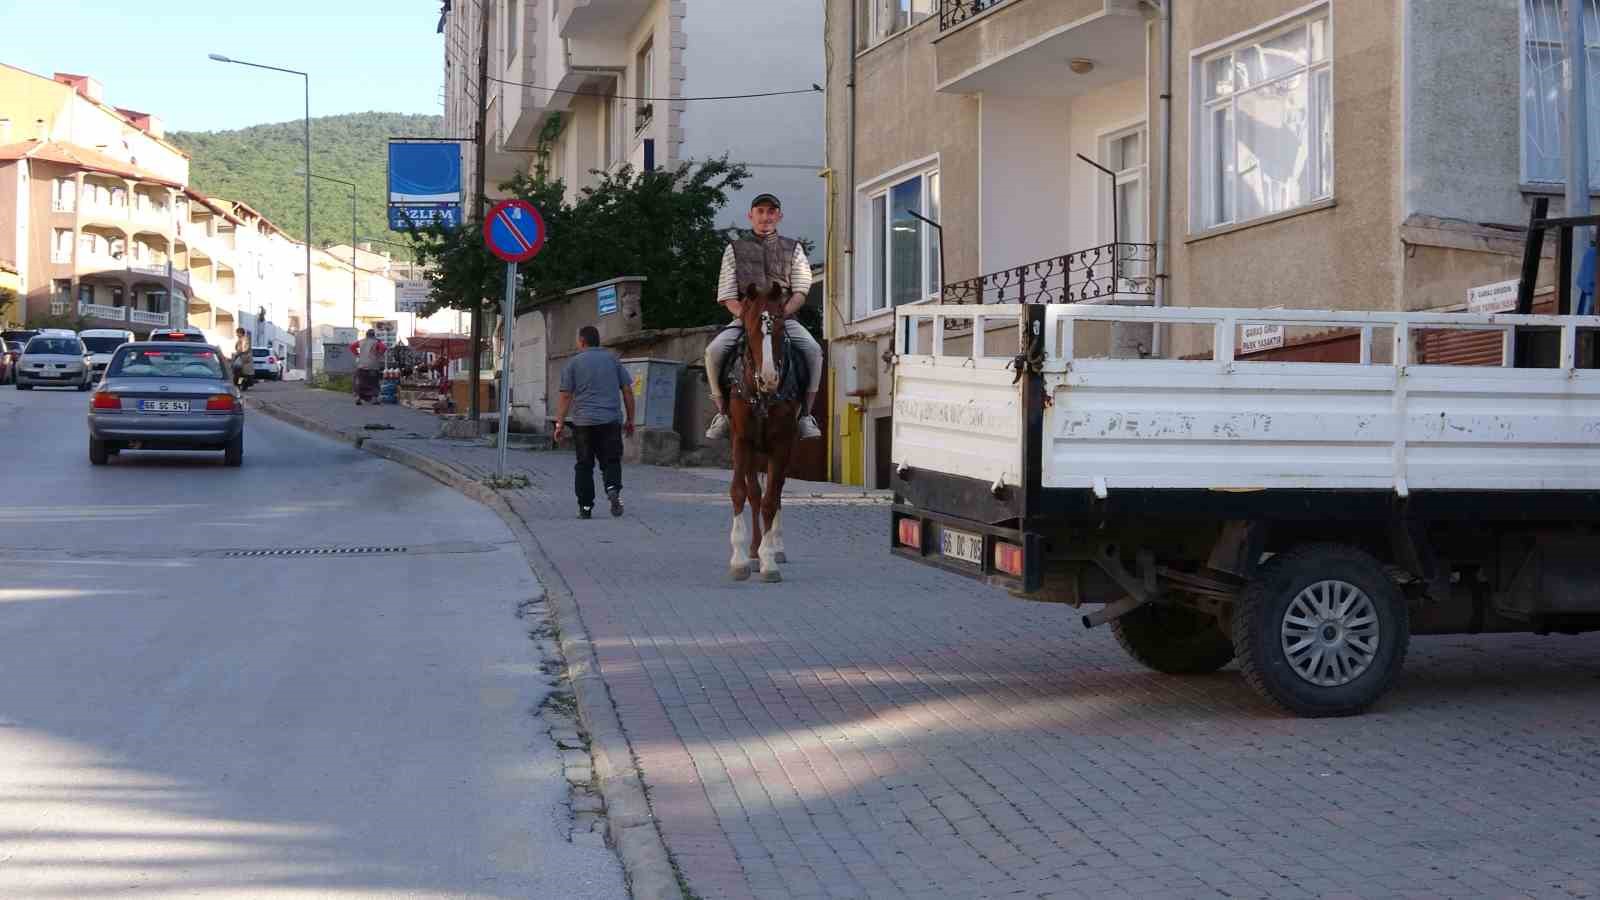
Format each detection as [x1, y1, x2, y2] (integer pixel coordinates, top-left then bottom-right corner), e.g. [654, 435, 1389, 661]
[220, 546, 409, 559]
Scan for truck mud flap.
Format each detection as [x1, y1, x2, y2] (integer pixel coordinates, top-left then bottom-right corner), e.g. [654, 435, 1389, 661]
[890, 504, 1043, 593]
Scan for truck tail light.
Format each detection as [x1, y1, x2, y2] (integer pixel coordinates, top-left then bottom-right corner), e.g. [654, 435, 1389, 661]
[91, 392, 121, 410]
[896, 518, 923, 550]
[206, 394, 240, 411]
[994, 541, 1025, 577]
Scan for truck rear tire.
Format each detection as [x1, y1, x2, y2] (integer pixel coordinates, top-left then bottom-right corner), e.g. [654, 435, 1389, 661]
[1232, 543, 1409, 717]
[1111, 602, 1235, 674]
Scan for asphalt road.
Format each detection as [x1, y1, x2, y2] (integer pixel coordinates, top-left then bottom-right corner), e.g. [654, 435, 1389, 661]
[0, 386, 626, 899]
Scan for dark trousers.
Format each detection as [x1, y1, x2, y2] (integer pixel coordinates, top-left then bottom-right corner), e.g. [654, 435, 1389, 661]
[572, 422, 624, 508]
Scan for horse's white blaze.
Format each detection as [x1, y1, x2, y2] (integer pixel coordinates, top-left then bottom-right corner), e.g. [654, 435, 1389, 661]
[730, 513, 751, 571]
[758, 311, 779, 390]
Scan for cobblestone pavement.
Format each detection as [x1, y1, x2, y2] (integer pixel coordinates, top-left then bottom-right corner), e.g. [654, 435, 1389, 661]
[255, 384, 1600, 900]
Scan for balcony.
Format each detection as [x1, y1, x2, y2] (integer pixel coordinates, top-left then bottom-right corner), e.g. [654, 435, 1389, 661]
[557, 0, 654, 41]
[941, 242, 1155, 305]
[129, 309, 171, 328]
[50, 301, 69, 316]
[78, 302, 128, 322]
[52, 199, 76, 214]
[935, 0, 1146, 97]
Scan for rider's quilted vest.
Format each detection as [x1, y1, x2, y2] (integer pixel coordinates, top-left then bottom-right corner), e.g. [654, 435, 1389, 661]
[731, 235, 799, 298]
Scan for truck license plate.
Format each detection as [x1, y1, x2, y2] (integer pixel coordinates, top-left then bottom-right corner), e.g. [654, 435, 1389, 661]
[940, 528, 983, 566]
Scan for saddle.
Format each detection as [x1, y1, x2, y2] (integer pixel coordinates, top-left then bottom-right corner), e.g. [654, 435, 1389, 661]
[719, 325, 808, 405]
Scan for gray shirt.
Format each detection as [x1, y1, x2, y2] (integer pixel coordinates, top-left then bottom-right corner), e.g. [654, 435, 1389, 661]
[559, 348, 633, 426]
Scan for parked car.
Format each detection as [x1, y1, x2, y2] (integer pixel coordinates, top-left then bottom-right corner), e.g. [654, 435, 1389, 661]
[1, 328, 39, 348]
[250, 346, 284, 380]
[143, 326, 208, 343]
[88, 342, 244, 466]
[0, 340, 24, 384]
[78, 328, 136, 381]
[15, 333, 93, 391]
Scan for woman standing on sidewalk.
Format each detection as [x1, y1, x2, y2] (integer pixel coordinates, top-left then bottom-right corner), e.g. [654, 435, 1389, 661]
[350, 329, 386, 405]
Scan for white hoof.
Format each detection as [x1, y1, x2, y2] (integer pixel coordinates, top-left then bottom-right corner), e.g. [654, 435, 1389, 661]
[730, 564, 751, 581]
[760, 568, 783, 583]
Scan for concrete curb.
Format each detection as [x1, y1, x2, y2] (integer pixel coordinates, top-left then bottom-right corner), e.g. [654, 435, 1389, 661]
[249, 397, 684, 900]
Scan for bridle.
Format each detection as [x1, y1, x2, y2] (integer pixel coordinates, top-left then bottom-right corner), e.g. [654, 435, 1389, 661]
[735, 294, 786, 418]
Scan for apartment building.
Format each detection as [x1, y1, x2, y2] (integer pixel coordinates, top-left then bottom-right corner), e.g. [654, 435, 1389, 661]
[440, 0, 825, 248]
[0, 64, 307, 359]
[824, 0, 1585, 486]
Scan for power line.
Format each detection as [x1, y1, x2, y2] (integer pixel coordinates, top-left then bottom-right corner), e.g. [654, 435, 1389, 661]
[486, 75, 823, 103]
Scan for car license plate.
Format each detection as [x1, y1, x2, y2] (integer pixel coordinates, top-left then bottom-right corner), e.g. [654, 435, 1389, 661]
[141, 399, 190, 412]
[940, 527, 984, 566]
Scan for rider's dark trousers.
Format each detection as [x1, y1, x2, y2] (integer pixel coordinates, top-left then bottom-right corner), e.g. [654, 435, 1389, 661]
[572, 422, 623, 509]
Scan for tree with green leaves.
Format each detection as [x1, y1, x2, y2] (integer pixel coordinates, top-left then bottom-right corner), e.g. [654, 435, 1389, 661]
[407, 157, 757, 332]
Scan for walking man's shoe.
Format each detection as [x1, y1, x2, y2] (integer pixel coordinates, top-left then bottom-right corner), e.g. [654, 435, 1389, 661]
[797, 415, 822, 440]
[705, 412, 730, 441]
[578, 505, 593, 519]
[607, 486, 624, 518]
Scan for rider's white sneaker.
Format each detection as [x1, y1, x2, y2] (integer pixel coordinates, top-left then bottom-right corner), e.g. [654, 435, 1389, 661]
[705, 412, 730, 441]
[797, 415, 822, 440]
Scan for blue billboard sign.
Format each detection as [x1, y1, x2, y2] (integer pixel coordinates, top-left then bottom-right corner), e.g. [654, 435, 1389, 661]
[388, 140, 463, 230]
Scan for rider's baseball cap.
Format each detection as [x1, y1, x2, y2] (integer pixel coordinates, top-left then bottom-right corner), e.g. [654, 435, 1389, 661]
[750, 192, 782, 210]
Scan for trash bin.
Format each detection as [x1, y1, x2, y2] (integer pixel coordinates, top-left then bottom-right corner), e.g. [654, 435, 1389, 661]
[621, 358, 684, 430]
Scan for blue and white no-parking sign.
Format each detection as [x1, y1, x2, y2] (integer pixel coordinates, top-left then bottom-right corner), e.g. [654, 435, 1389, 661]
[482, 199, 546, 263]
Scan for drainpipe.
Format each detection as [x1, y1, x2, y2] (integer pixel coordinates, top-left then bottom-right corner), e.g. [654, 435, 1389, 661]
[1153, 0, 1172, 357]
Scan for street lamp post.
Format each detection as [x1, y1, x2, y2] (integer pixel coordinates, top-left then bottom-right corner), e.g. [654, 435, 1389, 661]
[208, 53, 313, 376]
[301, 171, 358, 330]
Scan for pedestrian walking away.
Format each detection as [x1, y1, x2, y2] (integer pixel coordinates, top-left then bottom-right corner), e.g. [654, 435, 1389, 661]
[703, 192, 824, 442]
[350, 328, 386, 406]
[554, 325, 636, 519]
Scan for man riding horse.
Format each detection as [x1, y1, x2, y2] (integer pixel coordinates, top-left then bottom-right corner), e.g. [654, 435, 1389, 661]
[704, 192, 824, 442]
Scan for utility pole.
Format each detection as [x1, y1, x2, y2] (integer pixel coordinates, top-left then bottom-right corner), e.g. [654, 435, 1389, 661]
[1565, 0, 1592, 313]
[470, 0, 492, 421]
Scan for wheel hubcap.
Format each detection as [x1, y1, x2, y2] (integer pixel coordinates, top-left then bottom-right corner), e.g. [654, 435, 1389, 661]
[1281, 580, 1380, 687]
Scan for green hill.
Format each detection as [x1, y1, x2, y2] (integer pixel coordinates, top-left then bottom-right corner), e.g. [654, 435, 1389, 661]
[168, 112, 445, 258]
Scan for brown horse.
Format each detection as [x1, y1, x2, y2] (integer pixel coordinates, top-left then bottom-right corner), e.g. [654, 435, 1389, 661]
[726, 286, 799, 582]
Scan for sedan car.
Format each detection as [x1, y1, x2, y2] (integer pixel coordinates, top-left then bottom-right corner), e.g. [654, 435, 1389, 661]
[0, 340, 23, 384]
[250, 346, 285, 380]
[15, 334, 93, 391]
[88, 342, 244, 466]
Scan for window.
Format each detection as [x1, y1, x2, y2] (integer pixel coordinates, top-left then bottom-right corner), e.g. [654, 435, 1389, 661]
[53, 279, 71, 303]
[604, 87, 624, 168]
[78, 284, 94, 306]
[861, 0, 934, 47]
[1523, 0, 1600, 184]
[636, 40, 655, 132]
[52, 178, 75, 212]
[1196, 9, 1331, 230]
[505, 0, 519, 63]
[53, 229, 73, 262]
[1102, 125, 1147, 242]
[861, 166, 940, 314]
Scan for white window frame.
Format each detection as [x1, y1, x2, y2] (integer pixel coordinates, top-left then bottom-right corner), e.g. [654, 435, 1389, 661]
[1520, 0, 1600, 186]
[1191, 4, 1333, 232]
[860, 0, 935, 49]
[635, 39, 655, 134]
[856, 159, 941, 319]
[1097, 120, 1148, 244]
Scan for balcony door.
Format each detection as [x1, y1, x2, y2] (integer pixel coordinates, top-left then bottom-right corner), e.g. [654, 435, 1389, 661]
[1100, 123, 1149, 295]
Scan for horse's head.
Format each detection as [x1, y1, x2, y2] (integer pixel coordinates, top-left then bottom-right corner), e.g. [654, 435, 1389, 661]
[739, 285, 787, 396]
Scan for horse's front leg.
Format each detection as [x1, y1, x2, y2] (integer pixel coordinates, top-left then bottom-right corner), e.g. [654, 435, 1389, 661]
[746, 466, 764, 566]
[728, 438, 752, 581]
[757, 433, 792, 581]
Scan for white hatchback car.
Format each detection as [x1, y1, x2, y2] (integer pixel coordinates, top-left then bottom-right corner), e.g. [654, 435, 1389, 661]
[15, 332, 93, 391]
[79, 328, 136, 381]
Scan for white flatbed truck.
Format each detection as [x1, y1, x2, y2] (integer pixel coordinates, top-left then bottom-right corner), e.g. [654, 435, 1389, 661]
[888, 300, 1600, 716]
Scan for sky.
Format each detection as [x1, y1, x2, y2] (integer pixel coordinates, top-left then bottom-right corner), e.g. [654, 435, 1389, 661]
[1, 0, 445, 132]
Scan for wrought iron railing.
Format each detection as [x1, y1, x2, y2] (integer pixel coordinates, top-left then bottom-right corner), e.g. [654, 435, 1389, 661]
[941, 242, 1157, 305]
[940, 0, 1011, 29]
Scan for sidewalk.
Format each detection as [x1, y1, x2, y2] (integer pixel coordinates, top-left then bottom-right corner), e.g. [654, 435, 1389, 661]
[251, 382, 1600, 900]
